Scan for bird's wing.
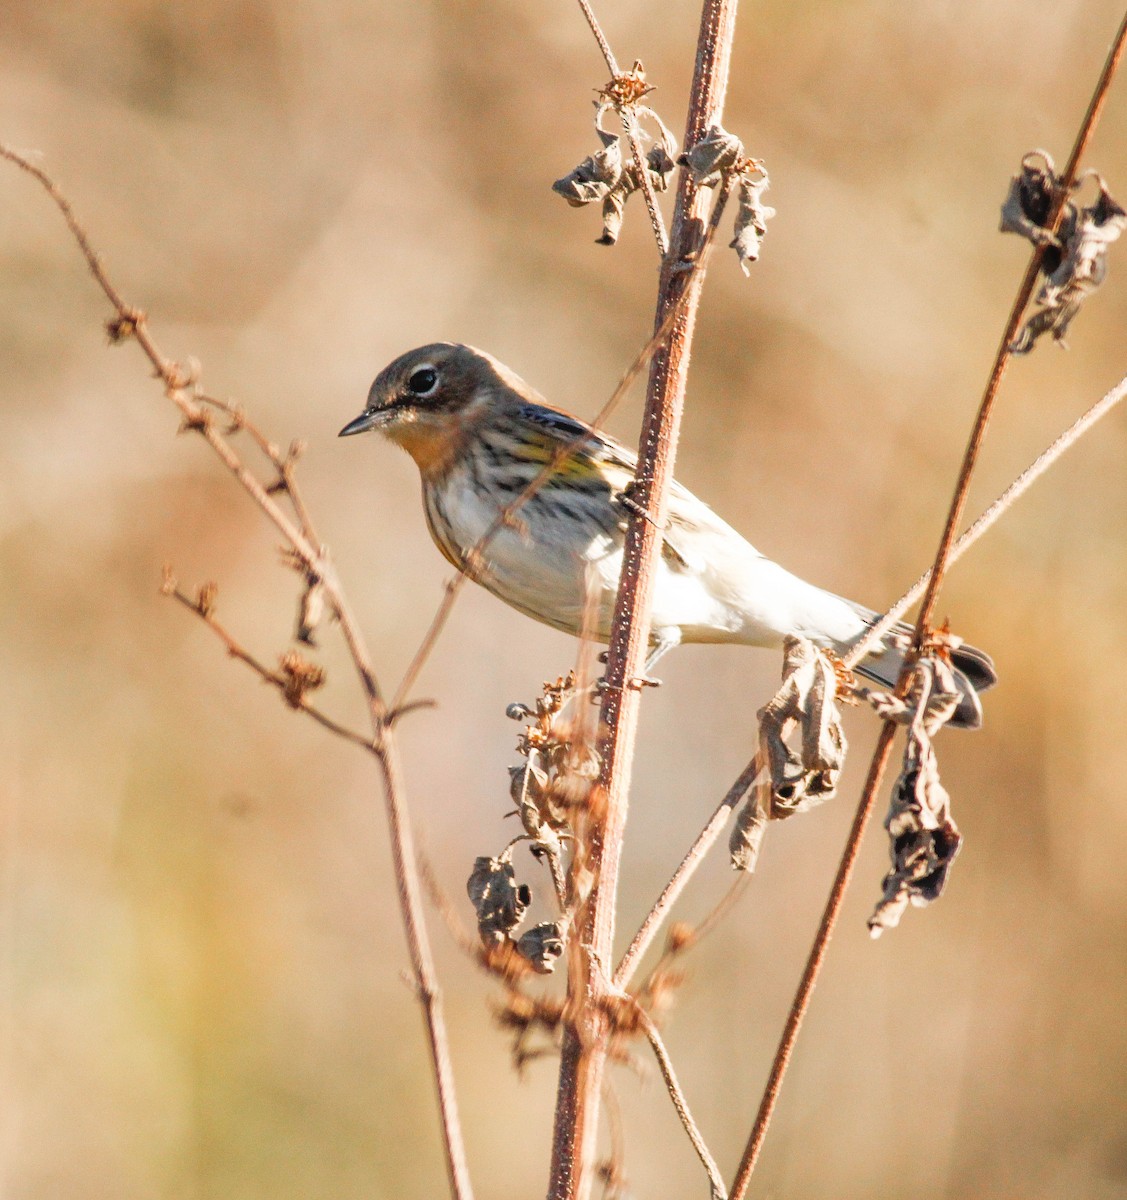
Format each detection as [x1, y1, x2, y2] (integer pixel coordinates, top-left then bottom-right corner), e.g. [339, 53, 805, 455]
[518, 401, 761, 574]
[662, 480, 764, 575]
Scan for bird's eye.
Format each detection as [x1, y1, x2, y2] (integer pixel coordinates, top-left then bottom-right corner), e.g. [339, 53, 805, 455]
[407, 366, 439, 397]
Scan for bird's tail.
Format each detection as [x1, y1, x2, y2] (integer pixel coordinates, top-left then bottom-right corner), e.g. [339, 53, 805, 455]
[850, 618, 998, 731]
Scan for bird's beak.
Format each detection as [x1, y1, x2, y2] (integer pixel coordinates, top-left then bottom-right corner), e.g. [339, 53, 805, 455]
[338, 407, 386, 437]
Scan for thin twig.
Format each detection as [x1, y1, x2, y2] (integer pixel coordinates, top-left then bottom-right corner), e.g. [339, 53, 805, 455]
[0, 143, 476, 1200]
[845, 370, 1127, 670]
[196, 389, 325, 551]
[727, 726, 899, 1199]
[728, 16, 1127, 1198]
[614, 754, 758, 988]
[625, 998, 728, 1199]
[164, 584, 373, 749]
[572, 0, 669, 252]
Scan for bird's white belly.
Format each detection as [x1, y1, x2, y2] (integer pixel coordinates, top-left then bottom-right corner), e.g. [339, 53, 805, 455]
[423, 470, 870, 653]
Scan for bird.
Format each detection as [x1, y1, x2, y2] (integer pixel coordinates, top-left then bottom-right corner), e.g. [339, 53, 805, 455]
[339, 343, 996, 728]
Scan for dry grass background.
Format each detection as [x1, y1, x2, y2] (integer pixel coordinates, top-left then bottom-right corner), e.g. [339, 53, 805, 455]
[2, 2, 1126, 1197]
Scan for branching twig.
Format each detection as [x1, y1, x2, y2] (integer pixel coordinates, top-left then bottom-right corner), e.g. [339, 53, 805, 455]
[615, 366, 1127, 992]
[614, 754, 758, 988]
[163, 577, 372, 749]
[845, 369, 1127, 670]
[0, 143, 476, 1200]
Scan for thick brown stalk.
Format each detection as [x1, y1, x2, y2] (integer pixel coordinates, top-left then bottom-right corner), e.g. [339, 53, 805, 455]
[546, 3, 739, 1197]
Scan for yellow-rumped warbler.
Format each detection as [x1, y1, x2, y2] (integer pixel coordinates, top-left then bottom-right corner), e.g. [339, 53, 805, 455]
[340, 343, 996, 727]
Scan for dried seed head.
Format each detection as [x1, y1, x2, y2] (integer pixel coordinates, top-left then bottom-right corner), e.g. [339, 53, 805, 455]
[277, 650, 325, 708]
[599, 60, 654, 109]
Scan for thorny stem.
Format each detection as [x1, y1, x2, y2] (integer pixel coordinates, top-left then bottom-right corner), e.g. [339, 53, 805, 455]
[729, 15, 1127, 1197]
[548, 3, 740, 1198]
[0, 144, 475, 1200]
[574, 0, 669, 253]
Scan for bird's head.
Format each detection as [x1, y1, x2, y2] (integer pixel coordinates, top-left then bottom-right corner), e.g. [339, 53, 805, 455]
[339, 342, 534, 474]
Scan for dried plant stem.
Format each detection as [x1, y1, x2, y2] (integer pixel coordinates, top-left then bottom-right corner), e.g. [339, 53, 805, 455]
[909, 10, 1127, 648]
[727, 726, 898, 1198]
[729, 17, 1127, 1197]
[615, 754, 758, 988]
[617, 366, 1127, 992]
[164, 584, 373, 748]
[548, 3, 739, 1197]
[630, 1002, 727, 1199]
[846, 369, 1127, 670]
[0, 144, 475, 1200]
[574, 0, 669, 253]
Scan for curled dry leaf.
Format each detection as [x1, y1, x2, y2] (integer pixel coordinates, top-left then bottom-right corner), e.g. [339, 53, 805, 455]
[1002, 151, 1126, 352]
[680, 123, 773, 272]
[553, 101, 676, 246]
[730, 637, 847, 871]
[467, 854, 532, 944]
[553, 128, 624, 208]
[862, 647, 964, 937]
[730, 171, 775, 273]
[296, 576, 325, 646]
[515, 921, 566, 974]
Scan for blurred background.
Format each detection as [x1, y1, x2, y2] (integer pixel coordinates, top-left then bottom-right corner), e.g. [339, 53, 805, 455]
[2, 2, 1126, 1197]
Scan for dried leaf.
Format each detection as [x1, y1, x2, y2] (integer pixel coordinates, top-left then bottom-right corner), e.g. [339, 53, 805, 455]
[515, 921, 566, 974]
[466, 855, 532, 944]
[680, 124, 773, 270]
[867, 653, 963, 937]
[999, 150, 1068, 254]
[1001, 153, 1126, 353]
[730, 637, 847, 870]
[679, 124, 745, 186]
[555, 101, 677, 245]
[296, 577, 325, 646]
[730, 172, 775, 274]
[552, 128, 624, 208]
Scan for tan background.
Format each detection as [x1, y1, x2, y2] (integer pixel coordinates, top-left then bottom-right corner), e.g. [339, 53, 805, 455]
[2, 2, 1126, 1197]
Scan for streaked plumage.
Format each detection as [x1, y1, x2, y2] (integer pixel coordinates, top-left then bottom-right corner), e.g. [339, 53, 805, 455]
[340, 343, 996, 727]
